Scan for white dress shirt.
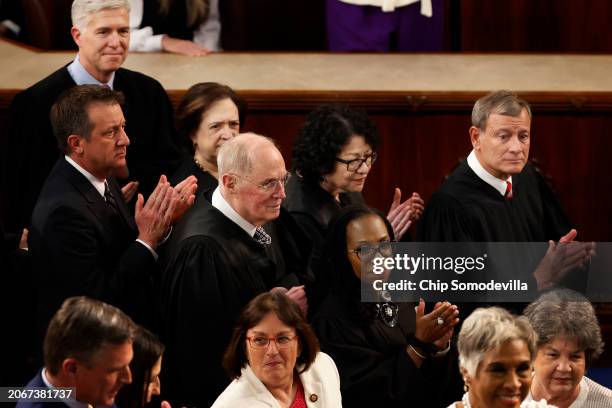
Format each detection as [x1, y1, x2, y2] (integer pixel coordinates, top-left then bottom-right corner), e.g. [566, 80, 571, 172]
[212, 187, 257, 237]
[467, 150, 513, 197]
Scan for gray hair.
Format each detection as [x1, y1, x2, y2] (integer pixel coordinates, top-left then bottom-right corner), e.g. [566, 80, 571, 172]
[44, 296, 135, 375]
[217, 133, 276, 178]
[471, 90, 532, 130]
[458, 307, 537, 378]
[72, 0, 130, 31]
[524, 289, 604, 365]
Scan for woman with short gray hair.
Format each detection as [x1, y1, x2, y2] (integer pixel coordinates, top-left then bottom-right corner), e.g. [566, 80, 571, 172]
[524, 289, 612, 408]
[448, 307, 553, 408]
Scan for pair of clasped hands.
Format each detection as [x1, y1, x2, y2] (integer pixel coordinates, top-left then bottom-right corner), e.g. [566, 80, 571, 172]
[121, 175, 198, 249]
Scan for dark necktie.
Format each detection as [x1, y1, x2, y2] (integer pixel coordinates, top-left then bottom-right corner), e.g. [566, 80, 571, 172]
[254, 227, 272, 246]
[104, 181, 119, 214]
[505, 180, 513, 200]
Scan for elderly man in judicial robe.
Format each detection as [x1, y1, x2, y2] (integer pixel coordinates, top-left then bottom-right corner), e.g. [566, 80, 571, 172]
[158, 133, 312, 408]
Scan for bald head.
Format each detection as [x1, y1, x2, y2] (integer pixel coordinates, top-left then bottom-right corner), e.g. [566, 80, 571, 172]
[218, 133, 287, 226]
[217, 133, 278, 178]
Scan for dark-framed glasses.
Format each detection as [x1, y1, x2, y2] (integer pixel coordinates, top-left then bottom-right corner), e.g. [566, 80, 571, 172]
[246, 334, 297, 349]
[235, 173, 291, 192]
[349, 240, 395, 261]
[335, 152, 378, 172]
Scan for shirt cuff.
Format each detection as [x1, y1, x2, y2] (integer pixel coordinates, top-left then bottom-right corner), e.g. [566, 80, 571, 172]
[128, 26, 163, 52]
[1, 20, 20, 35]
[159, 225, 173, 245]
[136, 239, 158, 261]
[434, 341, 451, 357]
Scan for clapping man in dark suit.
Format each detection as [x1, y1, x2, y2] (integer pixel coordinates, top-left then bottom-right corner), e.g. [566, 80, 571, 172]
[29, 85, 195, 340]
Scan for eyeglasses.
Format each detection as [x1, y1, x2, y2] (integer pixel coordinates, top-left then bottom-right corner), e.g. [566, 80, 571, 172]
[349, 240, 394, 261]
[246, 334, 297, 349]
[235, 173, 291, 192]
[335, 153, 378, 172]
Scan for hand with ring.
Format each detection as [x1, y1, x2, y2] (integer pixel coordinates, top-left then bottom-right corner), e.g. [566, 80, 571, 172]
[414, 298, 460, 350]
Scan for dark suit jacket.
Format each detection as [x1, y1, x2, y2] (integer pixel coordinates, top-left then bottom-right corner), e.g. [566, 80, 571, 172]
[29, 158, 156, 338]
[16, 369, 118, 408]
[2, 65, 179, 231]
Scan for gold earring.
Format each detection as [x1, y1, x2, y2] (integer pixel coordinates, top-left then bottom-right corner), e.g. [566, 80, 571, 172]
[463, 379, 469, 392]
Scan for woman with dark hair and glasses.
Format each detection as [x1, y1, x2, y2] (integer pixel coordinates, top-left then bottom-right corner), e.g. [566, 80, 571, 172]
[212, 292, 342, 407]
[170, 82, 246, 195]
[284, 104, 424, 313]
[312, 204, 462, 407]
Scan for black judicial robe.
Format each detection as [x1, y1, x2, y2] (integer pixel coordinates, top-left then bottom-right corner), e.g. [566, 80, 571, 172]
[158, 194, 312, 408]
[2, 66, 180, 231]
[417, 161, 571, 242]
[169, 156, 218, 197]
[283, 175, 364, 314]
[312, 270, 461, 407]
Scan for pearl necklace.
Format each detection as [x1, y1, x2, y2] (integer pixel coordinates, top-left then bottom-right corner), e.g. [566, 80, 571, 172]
[194, 157, 208, 173]
[461, 392, 472, 408]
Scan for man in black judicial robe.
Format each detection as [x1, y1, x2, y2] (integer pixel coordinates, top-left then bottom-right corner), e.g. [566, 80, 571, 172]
[418, 90, 591, 296]
[418, 90, 572, 243]
[1, 0, 179, 232]
[158, 133, 312, 408]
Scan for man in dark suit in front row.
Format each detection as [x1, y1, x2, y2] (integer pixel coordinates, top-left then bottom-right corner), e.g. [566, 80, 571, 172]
[29, 85, 193, 340]
[17, 296, 134, 408]
[2, 0, 180, 233]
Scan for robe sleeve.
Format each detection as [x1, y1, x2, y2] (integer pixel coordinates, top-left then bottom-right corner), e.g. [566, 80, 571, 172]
[159, 235, 259, 408]
[417, 192, 477, 242]
[313, 314, 458, 407]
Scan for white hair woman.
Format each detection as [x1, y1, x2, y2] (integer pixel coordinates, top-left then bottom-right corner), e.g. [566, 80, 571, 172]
[524, 289, 612, 408]
[449, 307, 553, 408]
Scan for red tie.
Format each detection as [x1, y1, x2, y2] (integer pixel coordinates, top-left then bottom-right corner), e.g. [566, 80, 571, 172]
[505, 181, 513, 200]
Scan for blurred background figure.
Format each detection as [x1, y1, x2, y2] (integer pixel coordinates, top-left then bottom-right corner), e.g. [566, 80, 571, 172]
[212, 292, 342, 407]
[312, 204, 460, 407]
[0, 0, 24, 40]
[524, 289, 612, 408]
[326, 0, 445, 51]
[170, 82, 245, 195]
[451, 307, 553, 408]
[116, 325, 168, 408]
[129, 0, 217, 55]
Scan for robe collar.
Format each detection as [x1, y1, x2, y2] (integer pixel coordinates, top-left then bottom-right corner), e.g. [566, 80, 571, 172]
[212, 187, 257, 237]
[467, 150, 513, 197]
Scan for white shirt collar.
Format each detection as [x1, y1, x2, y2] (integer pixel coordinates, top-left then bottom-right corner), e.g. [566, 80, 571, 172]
[67, 54, 115, 89]
[65, 155, 106, 198]
[211, 187, 257, 237]
[467, 150, 512, 196]
[41, 368, 90, 408]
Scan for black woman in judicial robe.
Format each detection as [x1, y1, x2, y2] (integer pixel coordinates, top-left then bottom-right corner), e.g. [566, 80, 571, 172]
[157, 189, 313, 408]
[312, 205, 463, 407]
